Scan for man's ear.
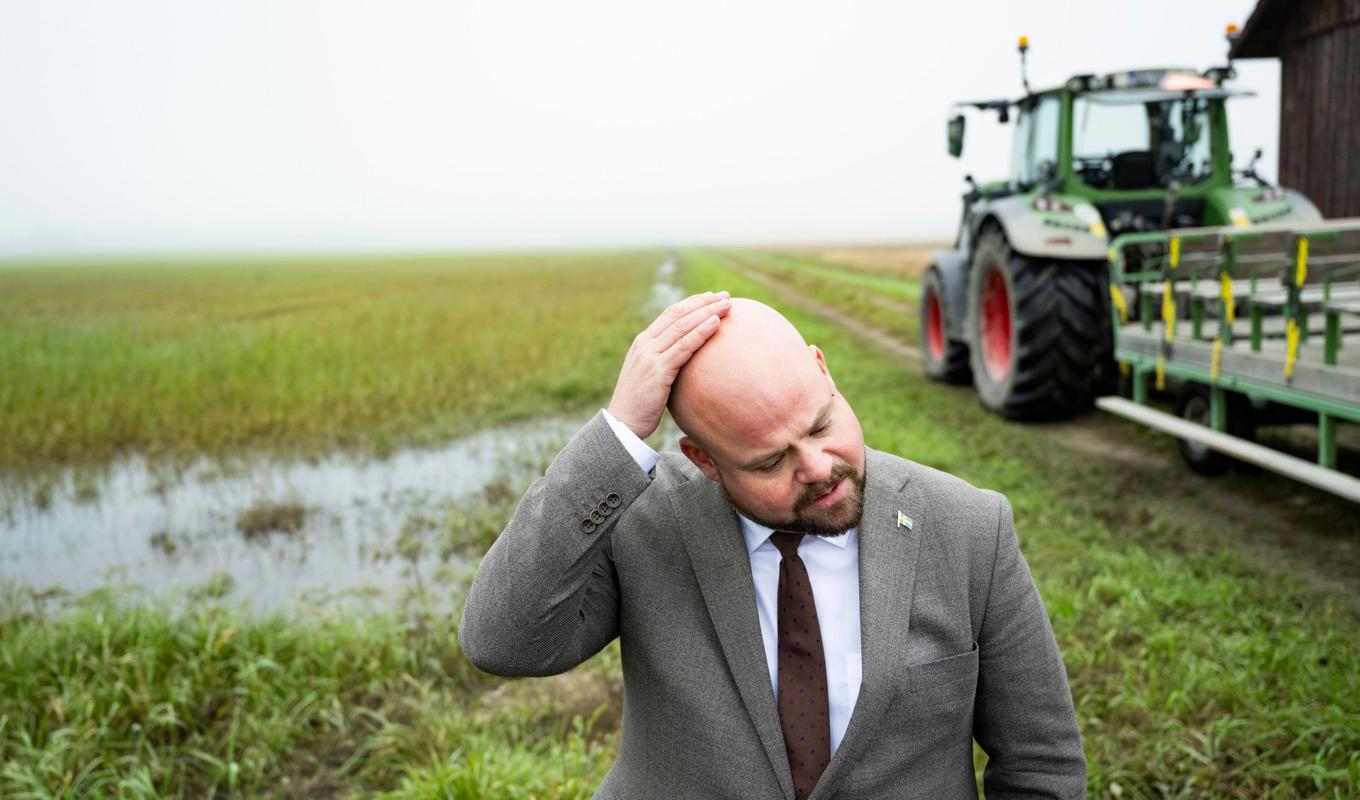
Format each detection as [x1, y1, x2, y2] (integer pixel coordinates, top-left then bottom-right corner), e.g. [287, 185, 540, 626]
[679, 435, 721, 482]
[809, 344, 837, 389]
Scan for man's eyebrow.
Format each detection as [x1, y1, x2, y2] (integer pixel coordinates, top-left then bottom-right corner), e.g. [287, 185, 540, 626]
[740, 399, 834, 469]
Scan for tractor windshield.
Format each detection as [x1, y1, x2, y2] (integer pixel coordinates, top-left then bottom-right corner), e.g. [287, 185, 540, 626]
[1072, 95, 1213, 190]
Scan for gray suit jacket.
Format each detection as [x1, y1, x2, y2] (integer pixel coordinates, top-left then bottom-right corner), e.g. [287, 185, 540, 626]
[459, 411, 1085, 799]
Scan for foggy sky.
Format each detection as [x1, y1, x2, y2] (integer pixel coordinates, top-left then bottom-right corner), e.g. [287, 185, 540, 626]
[1, 1, 1277, 254]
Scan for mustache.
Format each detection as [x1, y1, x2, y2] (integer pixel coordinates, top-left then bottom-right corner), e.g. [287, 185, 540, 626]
[794, 462, 859, 512]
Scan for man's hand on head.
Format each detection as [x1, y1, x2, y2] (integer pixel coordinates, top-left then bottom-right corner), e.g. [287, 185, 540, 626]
[607, 290, 730, 440]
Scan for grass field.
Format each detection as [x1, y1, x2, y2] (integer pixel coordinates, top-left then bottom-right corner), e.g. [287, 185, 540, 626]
[2, 249, 1357, 798]
[0, 252, 659, 475]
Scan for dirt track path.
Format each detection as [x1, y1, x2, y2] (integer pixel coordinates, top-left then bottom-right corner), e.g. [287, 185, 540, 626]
[715, 251, 1360, 602]
[716, 254, 924, 362]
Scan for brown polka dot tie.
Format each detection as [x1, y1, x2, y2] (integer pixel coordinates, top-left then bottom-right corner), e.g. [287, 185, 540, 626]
[770, 531, 829, 800]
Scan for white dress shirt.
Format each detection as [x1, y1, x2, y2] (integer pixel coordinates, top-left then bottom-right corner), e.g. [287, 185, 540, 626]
[602, 409, 863, 755]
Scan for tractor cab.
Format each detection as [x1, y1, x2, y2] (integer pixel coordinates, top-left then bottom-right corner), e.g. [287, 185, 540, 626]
[1031, 69, 1251, 234]
[957, 67, 1272, 238]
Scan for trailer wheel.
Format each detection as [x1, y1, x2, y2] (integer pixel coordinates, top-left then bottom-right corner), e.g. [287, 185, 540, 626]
[920, 267, 971, 384]
[1174, 384, 1256, 475]
[966, 227, 1104, 419]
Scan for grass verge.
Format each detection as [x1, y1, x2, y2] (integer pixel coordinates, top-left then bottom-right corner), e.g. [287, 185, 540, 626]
[0, 592, 619, 798]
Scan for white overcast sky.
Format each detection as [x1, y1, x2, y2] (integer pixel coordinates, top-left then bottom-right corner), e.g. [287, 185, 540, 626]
[1, 0, 1276, 254]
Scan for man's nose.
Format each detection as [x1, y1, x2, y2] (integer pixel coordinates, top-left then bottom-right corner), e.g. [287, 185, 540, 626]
[795, 447, 833, 484]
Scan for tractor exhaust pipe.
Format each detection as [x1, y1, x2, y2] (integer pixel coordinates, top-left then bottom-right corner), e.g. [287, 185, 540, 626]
[1018, 36, 1032, 96]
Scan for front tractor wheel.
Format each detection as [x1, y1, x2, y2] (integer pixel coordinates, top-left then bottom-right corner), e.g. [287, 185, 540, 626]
[919, 268, 971, 384]
[966, 229, 1106, 419]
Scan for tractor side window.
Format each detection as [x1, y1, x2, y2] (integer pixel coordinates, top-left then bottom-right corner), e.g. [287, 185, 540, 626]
[1011, 94, 1060, 188]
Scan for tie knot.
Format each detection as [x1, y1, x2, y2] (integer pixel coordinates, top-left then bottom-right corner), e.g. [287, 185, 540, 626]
[770, 531, 804, 558]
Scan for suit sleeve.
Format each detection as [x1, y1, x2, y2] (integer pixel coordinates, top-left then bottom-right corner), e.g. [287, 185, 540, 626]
[973, 493, 1087, 799]
[457, 410, 652, 677]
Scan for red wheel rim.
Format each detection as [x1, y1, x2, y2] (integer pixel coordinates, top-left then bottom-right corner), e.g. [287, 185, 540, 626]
[980, 267, 1012, 382]
[925, 290, 945, 360]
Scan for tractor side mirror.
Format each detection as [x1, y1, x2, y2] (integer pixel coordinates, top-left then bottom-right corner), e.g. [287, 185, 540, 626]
[947, 114, 966, 158]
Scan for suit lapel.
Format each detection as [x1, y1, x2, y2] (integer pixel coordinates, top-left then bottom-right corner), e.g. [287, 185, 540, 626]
[809, 450, 923, 800]
[671, 477, 796, 800]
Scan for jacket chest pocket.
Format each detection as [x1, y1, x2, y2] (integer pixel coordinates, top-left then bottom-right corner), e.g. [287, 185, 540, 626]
[905, 642, 978, 693]
[890, 643, 979, 732]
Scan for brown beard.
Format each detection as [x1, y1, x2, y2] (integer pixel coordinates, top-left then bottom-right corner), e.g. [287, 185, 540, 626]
[722, 460, 866, 537]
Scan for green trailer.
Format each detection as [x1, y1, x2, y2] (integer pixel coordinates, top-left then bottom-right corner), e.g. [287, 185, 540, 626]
[1101, 219, 1360, 501]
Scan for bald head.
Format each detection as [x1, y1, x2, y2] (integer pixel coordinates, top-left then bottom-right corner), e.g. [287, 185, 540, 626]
[669, 298, 826, 444]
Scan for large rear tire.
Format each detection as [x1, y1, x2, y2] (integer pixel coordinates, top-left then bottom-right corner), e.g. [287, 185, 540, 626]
[920, 267, 972, 384]
[966, 227, 1106, 419]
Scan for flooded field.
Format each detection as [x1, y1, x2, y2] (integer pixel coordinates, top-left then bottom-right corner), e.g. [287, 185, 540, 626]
[1, 417, 574, 613]
[0, 254, 683, 616]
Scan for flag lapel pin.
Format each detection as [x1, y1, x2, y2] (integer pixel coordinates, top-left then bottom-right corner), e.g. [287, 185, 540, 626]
[896, 510, 914, 531]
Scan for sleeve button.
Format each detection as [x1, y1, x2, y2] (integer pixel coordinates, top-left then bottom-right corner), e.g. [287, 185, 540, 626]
[582, 520, 597, 534]
[589, 509, 604, 524]
[605, 492, 622, 508]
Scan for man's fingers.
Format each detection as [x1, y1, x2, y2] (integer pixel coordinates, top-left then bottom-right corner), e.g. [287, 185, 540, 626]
[643, 290, 730, 340]
[663, 313, 722, 366]
[652, 296, 731, 353]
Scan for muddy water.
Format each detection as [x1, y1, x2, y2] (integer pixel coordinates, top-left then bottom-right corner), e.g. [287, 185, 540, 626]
[0, 418, 578, 613]
[0, 258, 688, 614]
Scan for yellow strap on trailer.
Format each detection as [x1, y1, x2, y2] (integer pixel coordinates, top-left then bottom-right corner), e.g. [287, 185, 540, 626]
[1110, 285, 1129, 323]
[1211, 339, 1223, 382]
[1296, 237, 1309, 286]
[1161, 279, 1176, 342]
[1156, 354, 1166, 391]
[1219, 273, 1236, 323]
[1162, 234, 1179, 344]
[1284, 318, 1300, 380]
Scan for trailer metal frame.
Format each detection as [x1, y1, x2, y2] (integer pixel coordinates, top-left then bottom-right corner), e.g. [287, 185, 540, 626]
[1105, 219, 1360, 500]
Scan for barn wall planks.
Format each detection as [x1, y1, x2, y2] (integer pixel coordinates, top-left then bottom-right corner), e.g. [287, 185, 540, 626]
[1276, 0, 1360, 218]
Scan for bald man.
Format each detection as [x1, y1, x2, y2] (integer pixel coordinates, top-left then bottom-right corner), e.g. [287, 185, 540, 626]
[460, 293, 1085, 800]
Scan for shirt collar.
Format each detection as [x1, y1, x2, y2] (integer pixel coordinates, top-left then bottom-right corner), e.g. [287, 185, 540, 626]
[736, 512, 856, 554]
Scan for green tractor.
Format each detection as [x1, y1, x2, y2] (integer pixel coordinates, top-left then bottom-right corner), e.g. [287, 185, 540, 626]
[921, 35, 1323, 419]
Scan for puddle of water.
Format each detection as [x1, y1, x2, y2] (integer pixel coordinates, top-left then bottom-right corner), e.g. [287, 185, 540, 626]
[0, 258, 689, 616]
[0, 417, 580, 614]
[645, 255, 685, 316]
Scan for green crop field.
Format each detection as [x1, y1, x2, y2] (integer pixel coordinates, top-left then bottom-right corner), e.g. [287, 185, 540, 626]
[1, 249, 1356, 798]
[0, 252, 659, 475]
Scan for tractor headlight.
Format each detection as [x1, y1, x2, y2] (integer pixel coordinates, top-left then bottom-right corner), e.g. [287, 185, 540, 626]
[1073, 203, 1101, 224]
[1073, 203, 1107, 238]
